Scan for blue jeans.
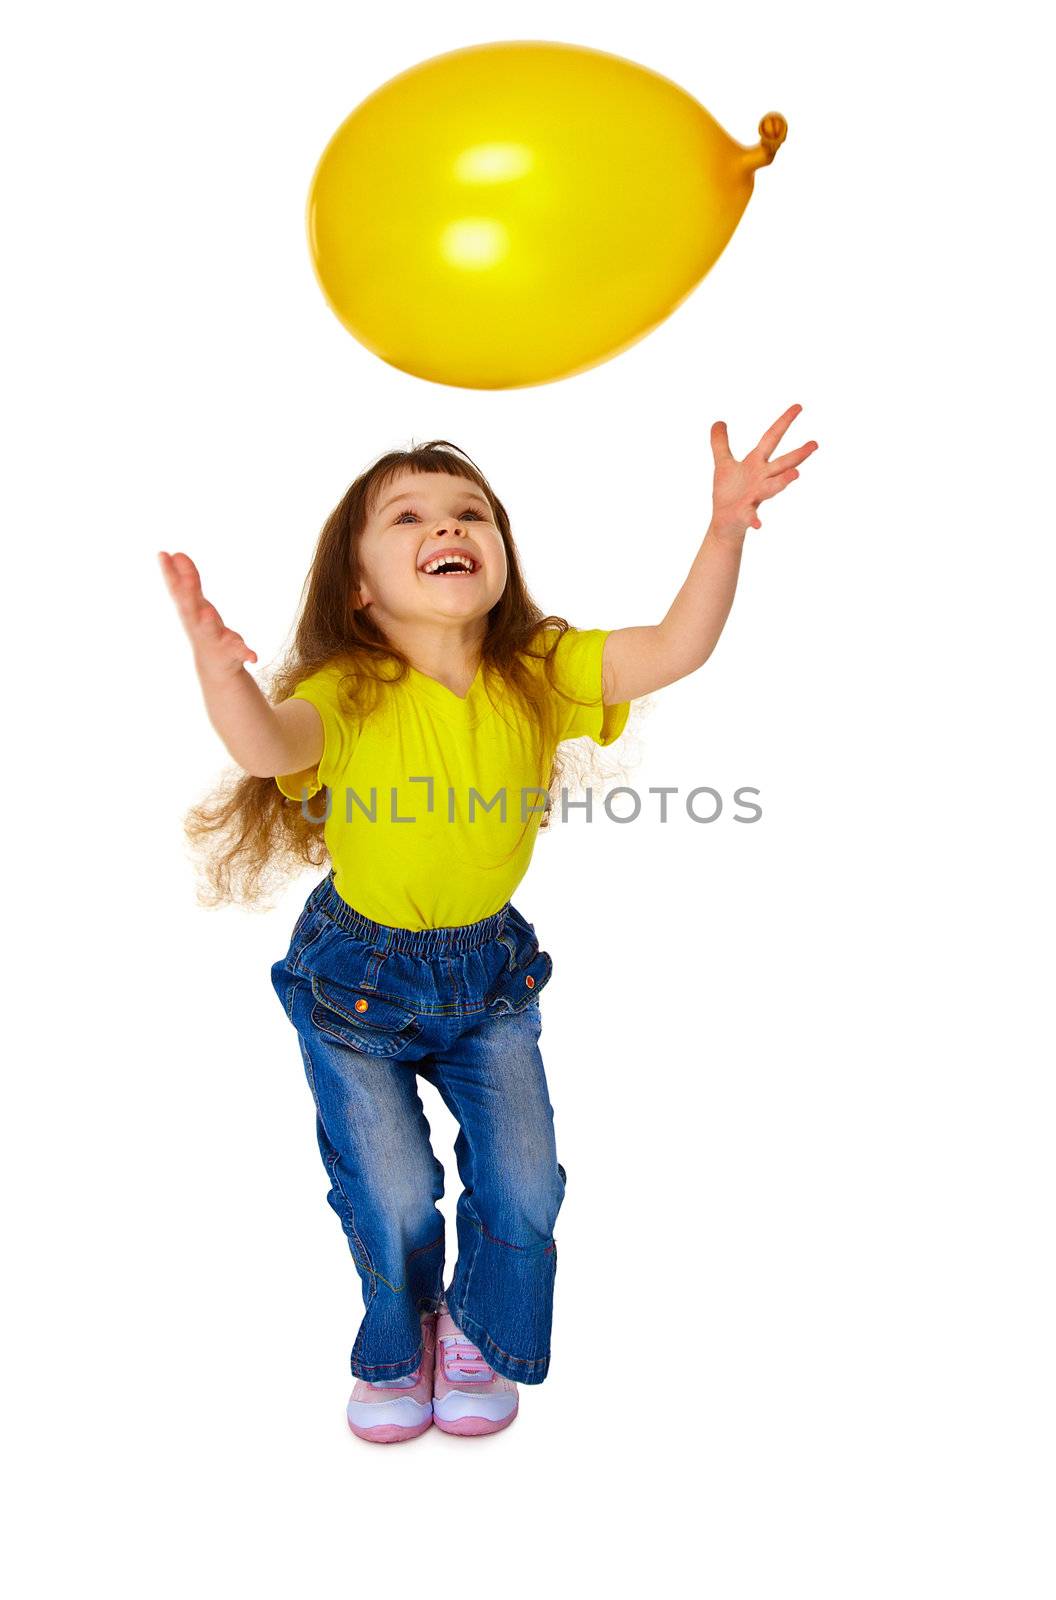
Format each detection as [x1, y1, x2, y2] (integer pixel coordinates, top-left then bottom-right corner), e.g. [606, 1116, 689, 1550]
[270, 871, 566, 1387]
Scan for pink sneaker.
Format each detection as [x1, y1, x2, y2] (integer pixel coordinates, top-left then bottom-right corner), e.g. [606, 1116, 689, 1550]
[432, 1304, 519, 1436]
[346, 1311, 437, 1444]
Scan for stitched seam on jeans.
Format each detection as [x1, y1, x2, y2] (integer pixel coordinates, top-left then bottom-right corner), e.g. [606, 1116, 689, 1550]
[458, 1217, 484, 1314]
[310, 977, 419, 1034]
[300, 1037, 376, 1280]
[298, 1036, 318, 1101]
[289, 927, 490, 1018]
[353, 1347, 424, 1376]
[310, 1012, 421, 1059]
[289, 918, 328, 977]
[464, 1214, 556, 1255]
[406, 1230, 444, 1263]
[449, 1301, 551, 1370]
[321, 1145, 379, 1283]
[437, 1062, 483, 1314]
[313, 973, 488, 1019]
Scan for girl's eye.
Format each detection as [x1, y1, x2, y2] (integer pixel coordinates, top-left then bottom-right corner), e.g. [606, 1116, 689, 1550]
[394, 508, 485, 524]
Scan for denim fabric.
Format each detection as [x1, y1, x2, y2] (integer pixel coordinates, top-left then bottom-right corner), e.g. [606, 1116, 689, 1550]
[270, 870, 566, 1386]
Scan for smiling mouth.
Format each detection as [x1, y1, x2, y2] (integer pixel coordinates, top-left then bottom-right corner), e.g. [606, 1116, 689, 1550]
[419, 558, 481, 577]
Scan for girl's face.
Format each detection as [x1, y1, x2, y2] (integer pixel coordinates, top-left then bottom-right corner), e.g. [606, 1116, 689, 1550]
[356, 470, 508, 628]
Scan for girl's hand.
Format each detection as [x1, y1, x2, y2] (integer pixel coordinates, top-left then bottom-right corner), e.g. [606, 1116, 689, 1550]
[157, 550, 258, 680]
[709, 403, 818, 537]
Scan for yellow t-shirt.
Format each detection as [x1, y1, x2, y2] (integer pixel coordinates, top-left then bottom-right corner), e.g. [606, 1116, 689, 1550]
[275, 626, 630, 929]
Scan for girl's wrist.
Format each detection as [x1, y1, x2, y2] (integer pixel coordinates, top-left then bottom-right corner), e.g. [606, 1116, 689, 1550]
[706, 516, 748, 548]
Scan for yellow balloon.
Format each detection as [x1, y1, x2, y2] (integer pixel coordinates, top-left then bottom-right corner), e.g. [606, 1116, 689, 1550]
[307, 41, 787, 390]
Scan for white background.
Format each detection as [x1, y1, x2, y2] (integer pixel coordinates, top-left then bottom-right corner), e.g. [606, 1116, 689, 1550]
[4, 2, 1053, 1594]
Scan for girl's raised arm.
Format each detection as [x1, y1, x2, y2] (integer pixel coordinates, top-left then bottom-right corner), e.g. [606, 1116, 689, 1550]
[601, 404, 818, 704]
[157, 550, 323, 779]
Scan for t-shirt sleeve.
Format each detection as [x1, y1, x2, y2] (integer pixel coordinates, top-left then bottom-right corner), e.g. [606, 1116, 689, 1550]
[274, 664, 357, 801]
[546, 627, 631, 747]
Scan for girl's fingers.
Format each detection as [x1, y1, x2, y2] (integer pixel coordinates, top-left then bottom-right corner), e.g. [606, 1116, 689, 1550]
[160, 552, 205, 612]
[160, 552, 256, 667]
[170, 550, 203, 585]
[168, 554, 208, 610]
[195, 600, 223, 633]
[158, 551, 189, 598]
[756, 403, 803, 461]
[221, 627, 257, 663]
[757, 469, 799, 502]
[768, 440, 818, 474]
[710, 420, 733, 463]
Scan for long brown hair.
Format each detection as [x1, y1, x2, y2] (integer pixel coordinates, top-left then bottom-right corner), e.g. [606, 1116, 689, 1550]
[184, 440, 634, 908]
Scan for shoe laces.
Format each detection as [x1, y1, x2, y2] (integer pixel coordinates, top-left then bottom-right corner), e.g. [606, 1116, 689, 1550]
[440, 1333, 493, 1383]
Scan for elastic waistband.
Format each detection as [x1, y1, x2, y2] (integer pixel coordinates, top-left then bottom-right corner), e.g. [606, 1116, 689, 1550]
[309, 871, 512, 955]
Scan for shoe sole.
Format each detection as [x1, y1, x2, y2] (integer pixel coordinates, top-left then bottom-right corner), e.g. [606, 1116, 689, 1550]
[347, 1411, 434, 1444]
[432, 1404, 518, 1436]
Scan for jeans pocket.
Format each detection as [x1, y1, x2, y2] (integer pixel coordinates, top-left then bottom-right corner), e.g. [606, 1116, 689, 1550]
[309, 974, 424, 1057]
[487, 941, 553, 1016]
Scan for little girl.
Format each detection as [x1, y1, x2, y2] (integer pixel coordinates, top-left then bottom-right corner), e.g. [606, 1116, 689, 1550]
[159, 408, 816, 1445]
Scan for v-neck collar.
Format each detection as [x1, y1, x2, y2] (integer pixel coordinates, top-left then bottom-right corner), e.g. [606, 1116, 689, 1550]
[404, 660, 494, 727]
